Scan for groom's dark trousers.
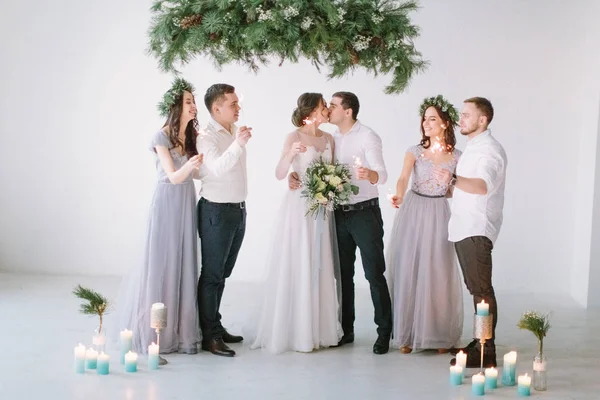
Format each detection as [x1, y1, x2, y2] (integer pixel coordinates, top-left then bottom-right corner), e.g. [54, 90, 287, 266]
[334, 197, 392, 337]
[197, 197, 246, 341]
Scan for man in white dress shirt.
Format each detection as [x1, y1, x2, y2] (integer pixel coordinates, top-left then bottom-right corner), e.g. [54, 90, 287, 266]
[433, 97, 507, 368]
[289, 92, 393, 354]
[196, 83, 252, 357]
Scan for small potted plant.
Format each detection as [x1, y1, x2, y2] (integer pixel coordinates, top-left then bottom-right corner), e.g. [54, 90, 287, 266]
[517, 310, 551, 391]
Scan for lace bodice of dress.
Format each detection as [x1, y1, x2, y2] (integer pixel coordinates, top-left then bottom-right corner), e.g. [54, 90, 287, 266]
[408, 144, 462, 196]
[278, 130, 334, 180]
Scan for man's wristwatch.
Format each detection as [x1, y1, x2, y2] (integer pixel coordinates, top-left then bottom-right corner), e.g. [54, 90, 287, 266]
[449, 173, 457, 186]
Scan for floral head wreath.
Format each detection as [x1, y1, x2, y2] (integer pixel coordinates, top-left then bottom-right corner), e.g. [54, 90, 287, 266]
[419, 95, 459, 125]
[157, 77, 195, 118]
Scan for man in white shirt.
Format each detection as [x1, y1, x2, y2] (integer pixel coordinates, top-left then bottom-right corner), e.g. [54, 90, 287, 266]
[433, 97, 507, 368]
[289, 92, 393, 354]
[196, 84, 252, 357]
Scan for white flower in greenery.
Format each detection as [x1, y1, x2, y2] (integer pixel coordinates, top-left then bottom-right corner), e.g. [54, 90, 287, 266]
[301, 17, 313, 30]
[316, 180, 327, 192]
[353, 35, 371, 52]
[372, 14, 384, 24]
[336, 184, 344, 192]
[315, 192, 328, 204]
[323, 175, 331, 182]
[282, 6, 299, 20]
[330, 176, 342, 186]
[257, 6, 274, 22]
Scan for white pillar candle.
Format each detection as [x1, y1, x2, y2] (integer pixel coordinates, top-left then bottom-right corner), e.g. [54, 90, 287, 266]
[124, 351, 138, 373]
[476, 300, 489, 316]
[74, 343, 86, 374]
[518, 373, 531, 396]
[97, 352, 110, 375]
[502, 351, 518, 386]
[456, 350, 467, 377]
[148, 342, 160, 370]
[472, 373, 485, 396]
[484, 367, 498, 389]
[85, 348, 98, 369]
[120, 329, 133, 364]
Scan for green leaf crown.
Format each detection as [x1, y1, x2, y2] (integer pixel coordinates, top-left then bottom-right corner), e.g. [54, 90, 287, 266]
[419, 95, 459, 124]
[157, 77, 195, 118]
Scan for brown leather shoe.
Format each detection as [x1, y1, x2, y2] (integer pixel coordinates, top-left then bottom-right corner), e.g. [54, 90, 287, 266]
[222, 330, 243, 343]
[201, 338, 235, 357]
[400, 346, 412, 354]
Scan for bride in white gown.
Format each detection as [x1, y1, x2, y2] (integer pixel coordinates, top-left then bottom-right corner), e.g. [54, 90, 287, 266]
[251, 93, 343, 353]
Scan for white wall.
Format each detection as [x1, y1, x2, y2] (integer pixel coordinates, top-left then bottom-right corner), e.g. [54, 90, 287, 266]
[0, 1, 598, 298]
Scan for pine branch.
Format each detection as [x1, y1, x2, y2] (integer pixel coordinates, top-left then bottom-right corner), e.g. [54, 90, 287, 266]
[72, 285, 109, 317]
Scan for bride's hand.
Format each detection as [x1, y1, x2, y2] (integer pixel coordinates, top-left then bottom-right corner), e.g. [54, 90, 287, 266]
[288, 141, 307, 157]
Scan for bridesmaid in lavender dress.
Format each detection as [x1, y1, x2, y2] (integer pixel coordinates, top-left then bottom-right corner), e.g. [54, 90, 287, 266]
[118, 79, 203, 362]
[386, 95, 464, 354]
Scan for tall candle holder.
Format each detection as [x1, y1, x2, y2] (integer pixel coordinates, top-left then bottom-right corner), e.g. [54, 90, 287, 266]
[150, 303, 167, 352]
[473, 312, 493, 373]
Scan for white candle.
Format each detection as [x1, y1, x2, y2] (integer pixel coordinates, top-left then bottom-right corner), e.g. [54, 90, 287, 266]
[485, 367, 498, 378]
[74, 343, 86, 359]
[124, 351, 138, 373]
[97, 352, 110, 375]
[85, 348, 98, 369]
[472, 373, 485, 396]
[504, 351, 517, 364]
[485, 367, 498, 389]
[120, 328, 133, 363]
[518, 373, 531, 396]
[456, 350, 467, 368]
[476, 300, 489, 316]
[518, 374, 531, 386]
[74, 343, 86, 373]
[148, 342, 160, 370]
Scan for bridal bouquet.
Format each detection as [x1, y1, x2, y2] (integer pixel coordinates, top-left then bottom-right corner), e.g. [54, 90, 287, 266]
[301, 157, 359, 218]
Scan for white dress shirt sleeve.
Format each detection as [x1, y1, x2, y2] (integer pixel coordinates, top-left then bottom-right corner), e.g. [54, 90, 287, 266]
[476, 153, 504, 193]
[364, 131, 388, 185]
[198, 133, 244, 178]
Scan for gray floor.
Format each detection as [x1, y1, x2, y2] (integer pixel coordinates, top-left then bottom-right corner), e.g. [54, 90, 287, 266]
[0, 273, 598, 399]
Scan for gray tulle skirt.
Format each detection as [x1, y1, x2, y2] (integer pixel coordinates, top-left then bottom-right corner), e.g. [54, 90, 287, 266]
[386, 190, 463, 351]
[117, 181, 201, 354]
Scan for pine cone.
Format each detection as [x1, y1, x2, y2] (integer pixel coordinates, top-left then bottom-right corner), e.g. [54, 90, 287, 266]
[180, 14, 203, 29]
[372, 37, 383, 48]
[349, 49, 360, 65]
[209, 32, 219, 41]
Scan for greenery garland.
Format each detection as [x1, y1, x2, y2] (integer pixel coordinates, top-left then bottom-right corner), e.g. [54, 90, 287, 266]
[147, 0, 427, 94]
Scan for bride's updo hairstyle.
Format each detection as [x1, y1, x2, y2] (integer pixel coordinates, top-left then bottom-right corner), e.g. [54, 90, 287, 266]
[291, 93, 325, 127]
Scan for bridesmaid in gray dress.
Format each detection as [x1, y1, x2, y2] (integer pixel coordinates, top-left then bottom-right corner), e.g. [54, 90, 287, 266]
[118, 78, 203, 362]
[387, 95, 464, 354]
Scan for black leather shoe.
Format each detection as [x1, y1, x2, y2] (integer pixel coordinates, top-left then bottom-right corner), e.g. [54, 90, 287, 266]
[222, 330, 244, 343]
[201, 338, 236, 357]
[450, 338, 478, 355]
[334, 332, 355, 347]
[373, 335, 390, 354]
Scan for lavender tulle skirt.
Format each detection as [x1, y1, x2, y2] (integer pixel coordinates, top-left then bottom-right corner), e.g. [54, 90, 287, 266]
[386, 190, 463, 351]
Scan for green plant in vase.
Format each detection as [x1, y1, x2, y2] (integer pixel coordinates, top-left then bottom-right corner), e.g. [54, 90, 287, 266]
[517, 310, 551, 391]
[73, 285, 111, 351]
